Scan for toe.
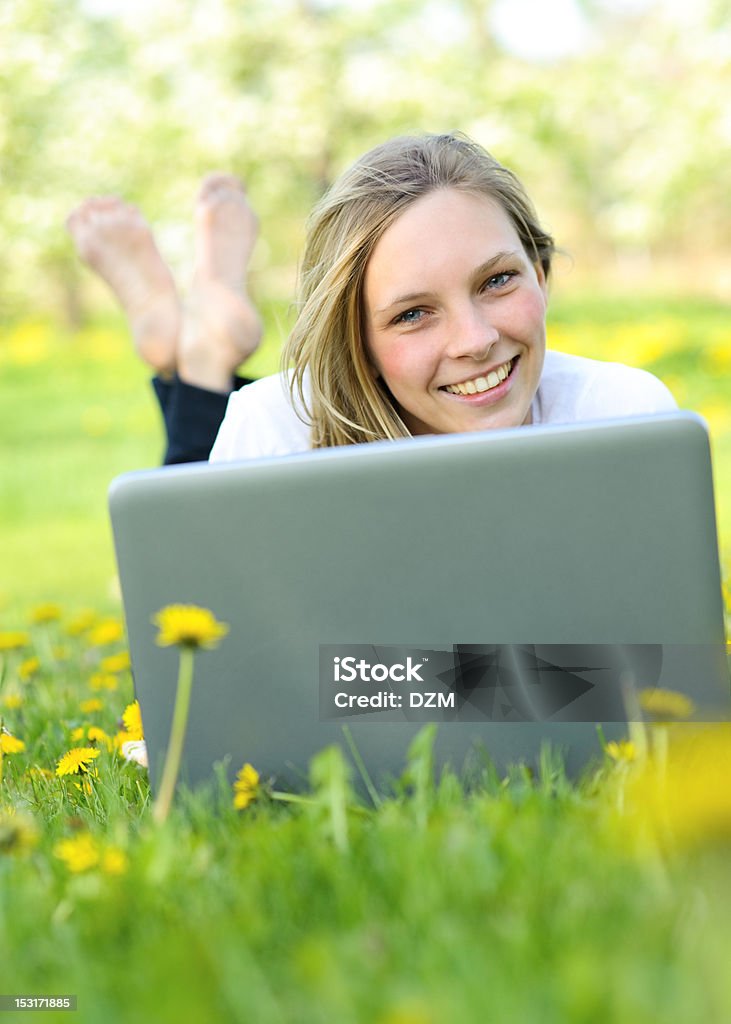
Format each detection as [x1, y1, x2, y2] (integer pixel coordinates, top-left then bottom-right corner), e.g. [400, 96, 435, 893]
[65, 207, 83, 232]
[198, 172, 245, 202]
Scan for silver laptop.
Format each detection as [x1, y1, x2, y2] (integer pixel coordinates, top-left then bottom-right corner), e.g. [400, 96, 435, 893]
[109, 412, 729, 794]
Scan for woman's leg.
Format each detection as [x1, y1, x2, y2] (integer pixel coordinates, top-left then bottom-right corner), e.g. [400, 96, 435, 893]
[67, 177, 262, 463]
[178, 173, 262, 392]
[66, 196, 180, 376]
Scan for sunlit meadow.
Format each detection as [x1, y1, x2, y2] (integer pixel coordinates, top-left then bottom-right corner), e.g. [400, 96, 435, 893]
[1, 597, 731, 1022]
[1, 296, 730, 1022]
[2, 294, 729, 609]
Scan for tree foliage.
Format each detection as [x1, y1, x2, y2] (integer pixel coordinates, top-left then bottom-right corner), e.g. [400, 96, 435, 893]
[1, 0, 729, 319]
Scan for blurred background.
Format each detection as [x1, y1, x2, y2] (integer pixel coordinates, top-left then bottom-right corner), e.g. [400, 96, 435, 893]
[1, 0, 729, 611]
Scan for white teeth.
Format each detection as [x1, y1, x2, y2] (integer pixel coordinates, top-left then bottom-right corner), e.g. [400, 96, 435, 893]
[444, 359, 513, 396]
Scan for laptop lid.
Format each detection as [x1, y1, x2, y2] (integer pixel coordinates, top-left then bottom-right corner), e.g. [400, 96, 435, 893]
[109, 412, 728, 792]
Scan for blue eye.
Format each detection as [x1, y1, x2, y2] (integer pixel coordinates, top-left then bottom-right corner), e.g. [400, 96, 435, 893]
[394, 308, 426, 325]
[484, 271, 517, 290]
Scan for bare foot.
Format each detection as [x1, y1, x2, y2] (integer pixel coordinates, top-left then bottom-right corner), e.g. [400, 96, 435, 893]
[66, 197, 180, 374]
[178, 174, 262, 391]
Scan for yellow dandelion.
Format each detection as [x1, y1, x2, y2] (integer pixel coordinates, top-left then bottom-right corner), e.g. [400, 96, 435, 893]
[150, 607, 228, 824]
[706, 329, 731, 370]
[2, 693, 23, 710]
[30, 602, 62, 624]
[88, 619, 124, 647]
[4, 321, 52, 366]
[605, 740, 637, 763]
[89, 672, 118, 692]
[153, 604, 229, 650]
[122, 700, 144, 740]
[71, 725, 112, 750]
[80, 698, 103, 714]
[101, 847, 128, 875]
[627, 723, 731, 849]
[100, 651, 130, 673]
[19, 656, 41, 681]
[27, 766, 54, 780]
[53, 833, 99, 872]
[233, 762, 260, 810]
[639, 688, 695, 721]
[376, 1000, 433, 1024]
[0, 810, 39, 855]
[0, 731, 26, 754]
[55, 747, 100, 777]
[86, 726, 113, 751]
[114, 730, 129, 751]
[697, 402, 731, 437]
[65, 609, 98, 637]
[0, 631, 30, 652]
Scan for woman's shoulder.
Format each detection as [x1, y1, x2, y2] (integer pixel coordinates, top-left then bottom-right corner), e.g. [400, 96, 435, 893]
[209, 370, 312, 462]
[227, 369, 306, 410]
[536, 350, 678, 424]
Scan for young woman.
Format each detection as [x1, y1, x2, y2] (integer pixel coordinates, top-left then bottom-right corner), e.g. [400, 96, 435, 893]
[68, 133, 676, 464]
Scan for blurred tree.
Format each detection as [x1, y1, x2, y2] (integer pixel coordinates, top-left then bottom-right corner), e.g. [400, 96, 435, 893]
[0, 0, 728, 324]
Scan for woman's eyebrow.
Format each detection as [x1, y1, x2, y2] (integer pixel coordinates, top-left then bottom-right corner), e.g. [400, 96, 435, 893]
[373, 290, 434, 316]
[373, 249, 523, 316]
[471, 249, 524, 281]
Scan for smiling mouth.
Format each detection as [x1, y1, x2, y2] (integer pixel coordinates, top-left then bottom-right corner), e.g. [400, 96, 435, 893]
[441, 357, 517, 396]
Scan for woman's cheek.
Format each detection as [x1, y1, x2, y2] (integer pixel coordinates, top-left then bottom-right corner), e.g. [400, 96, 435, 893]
[378, 341, 420, 391]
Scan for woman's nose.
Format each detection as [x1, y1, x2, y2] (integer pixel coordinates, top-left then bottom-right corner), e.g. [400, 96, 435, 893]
[445, 303, 500, 361]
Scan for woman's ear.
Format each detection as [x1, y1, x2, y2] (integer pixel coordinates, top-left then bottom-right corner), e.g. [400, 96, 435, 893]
[534, 261, 549, 300]
[362, 333, 382, 380]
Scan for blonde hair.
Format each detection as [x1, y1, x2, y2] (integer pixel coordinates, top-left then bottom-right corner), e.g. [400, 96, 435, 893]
[282, 133, 555, 448]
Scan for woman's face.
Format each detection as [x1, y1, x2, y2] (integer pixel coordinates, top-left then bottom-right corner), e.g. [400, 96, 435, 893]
[363, 188, 548, 435]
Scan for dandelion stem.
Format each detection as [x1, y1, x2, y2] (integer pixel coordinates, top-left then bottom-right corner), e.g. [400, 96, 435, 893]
[652, 724, 669, 812]
[269, 790, 370, 817]
[269, 790, 316, 805]
[37, 627, 56, 672]
[341, 724, 381, 809]
[152, 647, 195, 824]
[621, 672, 648, 764]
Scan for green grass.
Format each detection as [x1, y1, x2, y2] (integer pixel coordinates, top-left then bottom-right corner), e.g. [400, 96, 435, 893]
[1, 294, 729, 612]
[1, 296, 730, 1024]
[1, 621, 731, 1024]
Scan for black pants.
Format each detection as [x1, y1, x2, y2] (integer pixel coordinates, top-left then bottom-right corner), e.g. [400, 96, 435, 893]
[152, 375, 253, 465]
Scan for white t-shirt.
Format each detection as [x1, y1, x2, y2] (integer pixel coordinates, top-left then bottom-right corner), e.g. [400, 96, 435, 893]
[209, 350, 678, 463]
